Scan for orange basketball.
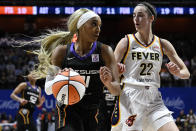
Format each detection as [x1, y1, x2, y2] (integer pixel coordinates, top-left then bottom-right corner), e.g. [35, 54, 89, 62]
[52, 70, 86, 105]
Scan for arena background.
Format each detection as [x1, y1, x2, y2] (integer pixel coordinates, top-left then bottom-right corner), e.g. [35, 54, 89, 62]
[0, 0, 196, 130]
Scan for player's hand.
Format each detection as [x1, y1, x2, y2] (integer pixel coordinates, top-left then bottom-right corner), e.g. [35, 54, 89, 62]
[59, 68, 74, 73]
[100, 66, 112, 87]
[165, 62, 180, 77]
[20, 98, 28, 105]
[117, 63, 125, 75]
[58, 68, 74, 74]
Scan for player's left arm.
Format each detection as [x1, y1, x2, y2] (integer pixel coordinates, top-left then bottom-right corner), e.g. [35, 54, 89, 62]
[37, 87, 45, 108]
[100, 44, 121, 96]
[161, 38, 190, 79]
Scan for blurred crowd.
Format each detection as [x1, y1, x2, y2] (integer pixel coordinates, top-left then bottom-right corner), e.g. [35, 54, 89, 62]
[0, 46, 38, 89]
[176, 109, 196, 131]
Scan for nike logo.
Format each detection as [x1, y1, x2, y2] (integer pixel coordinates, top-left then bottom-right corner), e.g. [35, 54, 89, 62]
[132, 47, 138, 50]
[67, 57, 75, 60]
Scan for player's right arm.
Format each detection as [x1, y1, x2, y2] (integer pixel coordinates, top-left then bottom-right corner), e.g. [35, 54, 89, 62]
[114, 37, 128, 63]
[161, 38, 190, 79]
[10, 82, 28, 105]
[44, 45, 67, 95]
[114, 37, 128, 75]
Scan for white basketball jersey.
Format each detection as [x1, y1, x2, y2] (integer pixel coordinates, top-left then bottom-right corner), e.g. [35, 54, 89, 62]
[121, 34, 163, 88]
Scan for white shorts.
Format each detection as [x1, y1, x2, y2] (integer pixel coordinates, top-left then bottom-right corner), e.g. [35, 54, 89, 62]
[111, 84, 174, 131]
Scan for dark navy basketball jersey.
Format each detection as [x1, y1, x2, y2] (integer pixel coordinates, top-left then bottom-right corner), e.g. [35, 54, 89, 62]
[19, 82, 40, 112]
[62, 41, 105, 108]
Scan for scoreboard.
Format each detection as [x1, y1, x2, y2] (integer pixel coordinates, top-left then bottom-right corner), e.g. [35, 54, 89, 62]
[0, 6, 195, 15]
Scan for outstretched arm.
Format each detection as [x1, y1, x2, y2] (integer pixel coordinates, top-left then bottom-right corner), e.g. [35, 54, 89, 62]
[161, 38, 190, 79]
[100, 44, 121, 96]
[10, 82, 28, 105]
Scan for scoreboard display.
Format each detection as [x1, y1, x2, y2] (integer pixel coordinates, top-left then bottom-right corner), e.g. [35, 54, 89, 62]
[0, 6, 36, 15]
[0, 6, 195, 15]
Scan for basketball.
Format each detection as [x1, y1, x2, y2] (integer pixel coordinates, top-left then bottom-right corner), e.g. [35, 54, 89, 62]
[52, 70, 86, 105]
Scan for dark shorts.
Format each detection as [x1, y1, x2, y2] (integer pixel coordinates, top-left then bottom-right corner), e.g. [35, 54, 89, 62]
[17, 108, 37, 131]
[55, 104, 98, 131]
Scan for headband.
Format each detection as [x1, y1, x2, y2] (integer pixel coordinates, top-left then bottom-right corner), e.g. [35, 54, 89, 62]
[137, 4, 153, 16]
[77, 11, 99, 29]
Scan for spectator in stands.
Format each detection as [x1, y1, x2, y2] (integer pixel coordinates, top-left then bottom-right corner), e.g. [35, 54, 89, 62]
[0, 112, 8, 123]
[175, 117, 184, 131]
[183, 121, 189, 131]
[187, 109, 196, 130]
[0, 72, 8, 88]
[7, 115, 14, 123]
[178, 110, 187, 122]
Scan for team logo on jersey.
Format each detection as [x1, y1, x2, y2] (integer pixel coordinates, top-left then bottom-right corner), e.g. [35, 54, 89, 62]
[22, 109, 28, 115]
[67, 57, 75, 60]
[153, 45, 159, 49]
[92, 54, 99, 62]
[153, 45, 160, 52]
[125, 115, 137, 127]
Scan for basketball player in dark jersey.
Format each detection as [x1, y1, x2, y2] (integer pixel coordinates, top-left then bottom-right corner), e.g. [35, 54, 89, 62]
[22, 8, 121, 131]
[39, 9, 121, 131]
[10, 73, 45, 131]
[53, 41, 107, 131]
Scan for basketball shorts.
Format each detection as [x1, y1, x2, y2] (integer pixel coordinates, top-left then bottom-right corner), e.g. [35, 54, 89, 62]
[111, 84, 174, 131]
[17, 108, 37, 131]
[55, 103, 98, 131]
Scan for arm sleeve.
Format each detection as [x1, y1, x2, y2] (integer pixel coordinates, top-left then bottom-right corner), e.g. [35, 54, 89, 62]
[44, 66, 61, 95]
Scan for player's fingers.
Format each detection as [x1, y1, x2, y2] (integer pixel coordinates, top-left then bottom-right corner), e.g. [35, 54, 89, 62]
[100, 67, 104, 75]
[165, 63, 169, 69]
[117, 63, 122, 69]
[22, 100, 28, 105]
[170, 63, 177, 68]
[102, 70, 110, 77]
[121, 64, 125, 72]
[61, 68, 70, 72]
[167, 61, 175, 68]
[100, 66, 111, 74]
[69, 68, 74, 71]
[171, 65, 179, 72]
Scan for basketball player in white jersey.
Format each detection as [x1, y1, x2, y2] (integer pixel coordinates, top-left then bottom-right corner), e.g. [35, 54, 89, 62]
[111, 2, 190, 131]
